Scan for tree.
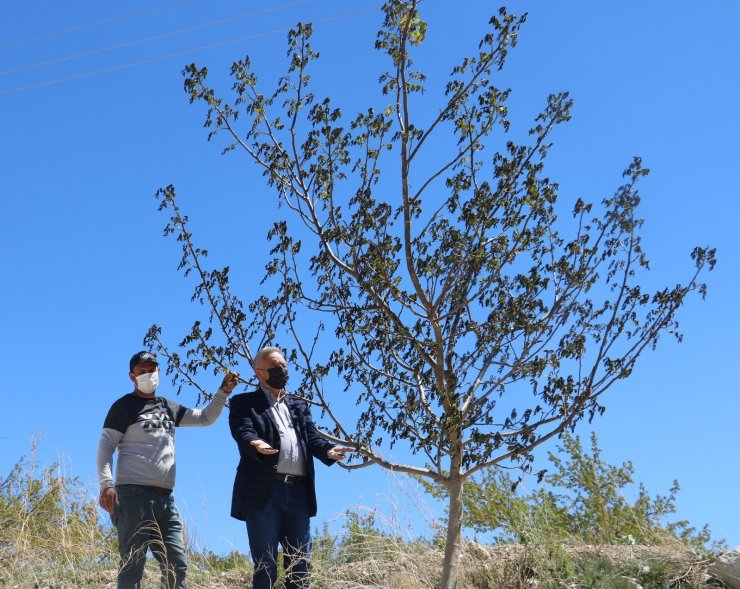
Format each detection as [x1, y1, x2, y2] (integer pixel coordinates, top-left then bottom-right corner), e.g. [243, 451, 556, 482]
[145, 2, 715, 587]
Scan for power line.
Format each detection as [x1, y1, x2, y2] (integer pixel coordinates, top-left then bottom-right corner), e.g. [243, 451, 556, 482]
[0, 6, 375, 97]
[0, 0, 200, 49]
[0, 0, 309, 77]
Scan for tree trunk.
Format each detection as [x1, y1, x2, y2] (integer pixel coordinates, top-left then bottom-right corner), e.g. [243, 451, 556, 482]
[440, 459, 465, 589]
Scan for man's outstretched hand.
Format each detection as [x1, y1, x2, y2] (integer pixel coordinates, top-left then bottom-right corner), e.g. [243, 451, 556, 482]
[250, 439, 279, 455]
[327, 446, 354, 461]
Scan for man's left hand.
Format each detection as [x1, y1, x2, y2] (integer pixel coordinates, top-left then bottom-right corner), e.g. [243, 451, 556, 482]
[220, 371, 240, 394]
[327, 446, 354, 461]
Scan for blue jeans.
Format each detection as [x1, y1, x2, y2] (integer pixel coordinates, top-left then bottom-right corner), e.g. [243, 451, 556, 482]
[112, 484, 188, 589]
[245, 480, 312, 589]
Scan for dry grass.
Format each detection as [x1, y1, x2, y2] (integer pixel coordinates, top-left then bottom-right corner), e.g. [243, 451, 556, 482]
[0, 439, 116, 587]
[307, 539, 712, 589]
[0, 441, 719, 588]
[0, 520, 716, 589]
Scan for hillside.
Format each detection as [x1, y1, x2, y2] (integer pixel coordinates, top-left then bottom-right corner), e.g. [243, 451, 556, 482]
[1, 435, 727, 588]
[1, 539, 722, 588]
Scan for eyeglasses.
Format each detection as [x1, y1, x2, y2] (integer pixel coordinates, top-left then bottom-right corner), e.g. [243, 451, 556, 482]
[255, 364, 286, 371]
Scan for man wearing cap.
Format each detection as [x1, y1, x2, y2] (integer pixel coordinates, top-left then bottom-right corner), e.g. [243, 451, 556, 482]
[229, 346, 353, 589]
[97, 351, 239, 589]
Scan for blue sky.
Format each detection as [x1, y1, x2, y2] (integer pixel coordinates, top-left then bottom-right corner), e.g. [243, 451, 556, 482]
[1, 0, 739, 554]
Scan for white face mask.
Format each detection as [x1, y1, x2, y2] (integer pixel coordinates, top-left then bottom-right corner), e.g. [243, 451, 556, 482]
[135, 371, 159, 394]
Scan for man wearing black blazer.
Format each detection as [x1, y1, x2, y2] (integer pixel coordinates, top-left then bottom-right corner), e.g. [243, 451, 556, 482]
[229, 346, 352, 589]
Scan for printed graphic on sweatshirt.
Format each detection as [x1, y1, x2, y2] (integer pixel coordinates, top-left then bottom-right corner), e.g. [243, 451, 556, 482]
[139, 410, 175, 435]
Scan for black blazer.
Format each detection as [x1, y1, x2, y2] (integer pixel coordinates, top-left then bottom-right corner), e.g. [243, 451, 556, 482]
[228, 388, 336, 521]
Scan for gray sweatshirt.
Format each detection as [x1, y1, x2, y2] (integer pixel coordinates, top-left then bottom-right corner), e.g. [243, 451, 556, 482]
[97, 389, 228, 491]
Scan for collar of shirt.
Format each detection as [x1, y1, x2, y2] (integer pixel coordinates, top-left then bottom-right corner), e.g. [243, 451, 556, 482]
[260, 385, 286, 407]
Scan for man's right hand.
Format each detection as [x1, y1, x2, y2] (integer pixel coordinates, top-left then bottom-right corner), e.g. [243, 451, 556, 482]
[220, 371, 240, 394]
[250, 439, 279, 455]
[99, 487, 118, 514]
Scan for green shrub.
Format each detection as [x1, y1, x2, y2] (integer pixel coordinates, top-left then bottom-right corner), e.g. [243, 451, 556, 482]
[454, 433, 721, 551]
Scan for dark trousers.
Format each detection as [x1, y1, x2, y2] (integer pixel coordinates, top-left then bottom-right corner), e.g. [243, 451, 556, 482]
[244, 480, 312, 589]
[112, 484, 187, 589]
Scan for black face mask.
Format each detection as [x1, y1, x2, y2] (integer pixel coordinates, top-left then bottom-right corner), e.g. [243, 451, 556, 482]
[266, 366, 289, 389]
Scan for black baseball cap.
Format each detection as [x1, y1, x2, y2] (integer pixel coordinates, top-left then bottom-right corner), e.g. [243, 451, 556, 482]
[129, 351, 159, 371]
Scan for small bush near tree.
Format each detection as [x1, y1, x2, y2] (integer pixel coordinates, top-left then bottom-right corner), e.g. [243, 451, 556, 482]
[428, 432, 721, 553]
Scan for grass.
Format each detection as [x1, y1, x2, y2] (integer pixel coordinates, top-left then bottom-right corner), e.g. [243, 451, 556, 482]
[0, 438, 721, 588]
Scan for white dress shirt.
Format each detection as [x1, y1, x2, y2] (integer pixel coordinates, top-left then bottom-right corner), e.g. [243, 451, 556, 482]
[261, 387, 306, 476]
